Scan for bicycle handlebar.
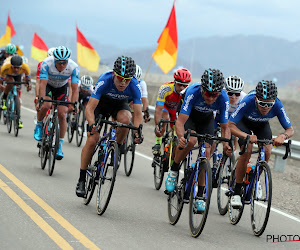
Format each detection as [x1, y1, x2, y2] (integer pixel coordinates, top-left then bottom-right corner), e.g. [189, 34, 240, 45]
[179, 129, 232, 150]
[239, 136, 291, 160]
[5, 81, 29, 85]
[38, 97, 77, 110]
[95, 114, 143, 141]
[158, 119, 176, 132]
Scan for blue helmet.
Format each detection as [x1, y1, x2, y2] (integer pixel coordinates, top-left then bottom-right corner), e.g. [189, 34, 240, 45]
[53, 46, 72, 61]
[256, 80, 277, 100]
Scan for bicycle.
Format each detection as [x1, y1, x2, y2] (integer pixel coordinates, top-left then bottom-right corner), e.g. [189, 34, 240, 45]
[210, 127, 235, 215]
[39, 97, 76, 176]
[67, 98, 86, 147]
[167, 129, 232, 238]
[152, 119, 177, 190]
[83, 115, 143, 215]
[123, 125, 136, 176]
[4, 82, 28, 137]
[227, 136, 291, 236]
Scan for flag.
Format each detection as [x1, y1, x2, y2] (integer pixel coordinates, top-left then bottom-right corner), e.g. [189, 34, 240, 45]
[16, 45, 24, 56]
[31, 33, 48, 61]
[76, 26, 100, 72]
[152, 3, 178, 74]
[0, 14, 16, 47]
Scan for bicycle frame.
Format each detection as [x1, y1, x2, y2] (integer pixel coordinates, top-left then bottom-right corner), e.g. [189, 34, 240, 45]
[6, 85, 18, 121]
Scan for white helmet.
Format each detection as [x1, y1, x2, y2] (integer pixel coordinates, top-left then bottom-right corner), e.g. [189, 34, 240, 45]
[47, 47, 55, 57]
[135, 64, 142, 81]
[225, 75, 245, 92]
[80, 75, 93, 89]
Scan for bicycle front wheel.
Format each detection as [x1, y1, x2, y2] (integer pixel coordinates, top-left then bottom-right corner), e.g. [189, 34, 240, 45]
[6, 98, 12, 133]
[83, 164, 97, 205]
[40, 119, 50, 170]
[250, 162, 272, 236]
[124, 130, 135, 176]
[153, 154, 164, 190]
[189, 159, 212, 238]
[96, 142, 118, 215]
[217, 155, 233, 215]
[13, 95, 20, 137]
[228, 160, 244, 225]
[67, 114, 75, 143]
[48, 118, 60, 176]
[76, 105, 85, 147]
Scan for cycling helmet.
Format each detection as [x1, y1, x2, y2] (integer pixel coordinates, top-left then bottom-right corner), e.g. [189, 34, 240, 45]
[22, 56, 28, 64]
[11, 55, 23, 67]
[256, 80, 277, 100]
[201, 68, 225, 92]
[6, 43, 16, 55]
[113, 56, 136, 78]
[174, 68, 191, 84]
[53, 46, 72, 61]
[47, 47, 55, 57]
[225, 75, 244, 92]
[80, 75, 93, 89]
[135, 65, 142, 81]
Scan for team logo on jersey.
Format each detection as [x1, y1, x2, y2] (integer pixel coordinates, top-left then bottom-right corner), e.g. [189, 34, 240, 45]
[93, 81, 104, 95]
[41, 62, 48, 72]
[182, 94, 194, 112]
[231, 102, 246, 118]
[158, 85, 171, 99]
[280, 107, 291, 124]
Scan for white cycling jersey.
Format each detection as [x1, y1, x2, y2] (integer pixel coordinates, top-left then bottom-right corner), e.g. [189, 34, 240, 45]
[228, 91, 247, 115]
[139, 79, 148, 98]
[40, 56, 79, 88]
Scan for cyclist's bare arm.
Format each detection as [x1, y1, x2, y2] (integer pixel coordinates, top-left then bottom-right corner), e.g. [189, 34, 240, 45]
[175, 113, 189, 148]
[220, 122, 232, 155]
[132, 103, 143, 128]
[154, 104, 163, 126]
[70, 82, 78, 104]
[273, 126, 294, 146]
[35, 79, 40, 97]
[39, 79, 48, 99]
[142, 97, 149, 112]
[85, 97, 99, 127]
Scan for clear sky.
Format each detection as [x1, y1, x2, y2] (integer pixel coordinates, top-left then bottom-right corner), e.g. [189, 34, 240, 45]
[1, 0, 300, 49]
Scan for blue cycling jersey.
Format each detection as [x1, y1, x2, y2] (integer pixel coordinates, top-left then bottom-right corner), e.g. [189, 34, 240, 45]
[230, 92, 292, 129]
[180, 83, 229, 123]
[91, 71, 142, 104]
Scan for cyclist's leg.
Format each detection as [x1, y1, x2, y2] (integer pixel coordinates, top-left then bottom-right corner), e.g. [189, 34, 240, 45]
[153, 109, 169, 154]
[1, 76, 14, 109]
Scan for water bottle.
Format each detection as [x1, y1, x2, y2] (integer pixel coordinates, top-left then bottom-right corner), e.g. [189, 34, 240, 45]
[244, 162, 255, 184]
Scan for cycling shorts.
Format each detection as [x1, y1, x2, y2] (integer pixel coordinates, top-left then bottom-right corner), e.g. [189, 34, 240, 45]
[45, 83, 69, 107]
[94, 96, 131, 120]
[79, 92, 90, 104]
[237, 117, 272, 147]
[184, 109, 214, 145]
[162, 106, 177, 128]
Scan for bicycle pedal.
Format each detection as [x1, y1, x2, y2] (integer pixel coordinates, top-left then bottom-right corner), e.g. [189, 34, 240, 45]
[164, 189, 170, 195]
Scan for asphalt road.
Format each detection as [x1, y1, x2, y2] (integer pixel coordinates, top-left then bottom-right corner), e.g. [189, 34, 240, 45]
[0, 103, 299, 249]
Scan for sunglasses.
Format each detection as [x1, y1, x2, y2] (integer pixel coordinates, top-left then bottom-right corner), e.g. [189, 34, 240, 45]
[55, 60, 68, 65]
[12, 66, 21, 69]
[114, 71, 132, 83]
[256, 99, 275, 108]
[175, 82, 189, 88]
[228, 92, 241, 97]
[203, 90, 219, 98]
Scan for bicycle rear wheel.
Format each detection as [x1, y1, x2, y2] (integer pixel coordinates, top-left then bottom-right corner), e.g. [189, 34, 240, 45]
[228, 161, 245, 225]
[250, 162, 272, 236]
[40, 119, 50, 170]
[124, 130, 135, 176]
[13, 95, 20, 137]
[48, 118, 60, 176]
[76, 105, 85, 147]
[96, 142, 118, 215]
[6, 98, 12, 133]
[217, 155, 232, 215]
[189, 159, 212, 238]
[168, 160, 186, 225]
[67, 114, 75, 143]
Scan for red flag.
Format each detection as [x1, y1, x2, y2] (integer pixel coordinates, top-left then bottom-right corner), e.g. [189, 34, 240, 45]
[0, 13, 16, 46]
[152, 3, 177, 74]
[31, 33, 48, 61]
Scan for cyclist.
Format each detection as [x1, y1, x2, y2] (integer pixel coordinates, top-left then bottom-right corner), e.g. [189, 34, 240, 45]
[0, 55, 31, 128]
[152, 68, 191, 155]
[135, 64, 151, 123]
[78, 75, 93, 108]
[75, 56, 143, 197]
[213, 75, 247, 153]
[35, 47, 56, 107]
[34, 46, 79, 160]
[0, 43, 17, 68]
[166, 68, 232, 212]
[228, 80, 294, 208]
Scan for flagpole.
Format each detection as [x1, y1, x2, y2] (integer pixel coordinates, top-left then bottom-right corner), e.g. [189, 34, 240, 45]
[144, 56, 153, 81]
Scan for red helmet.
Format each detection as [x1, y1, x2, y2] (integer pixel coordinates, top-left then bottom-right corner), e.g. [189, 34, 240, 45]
[174, 68, 191, 84]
